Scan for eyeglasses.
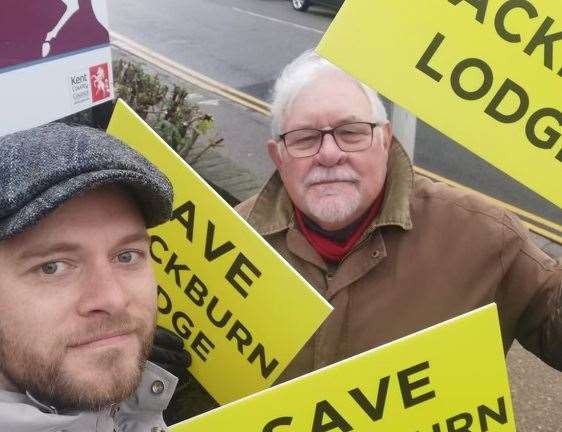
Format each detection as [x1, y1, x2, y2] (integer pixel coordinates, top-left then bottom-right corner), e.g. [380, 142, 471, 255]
[279, 122, 378, 158]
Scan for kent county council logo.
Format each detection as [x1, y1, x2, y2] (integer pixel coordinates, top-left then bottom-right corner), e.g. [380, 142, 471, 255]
[89, 63, 111, 102]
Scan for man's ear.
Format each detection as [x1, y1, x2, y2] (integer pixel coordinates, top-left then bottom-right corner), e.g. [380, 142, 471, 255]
[382, 122, 392, 151]
[267, 139, 284, 170]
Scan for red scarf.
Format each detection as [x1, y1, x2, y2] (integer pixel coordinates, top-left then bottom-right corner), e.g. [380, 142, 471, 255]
[295, 187, 385, 263]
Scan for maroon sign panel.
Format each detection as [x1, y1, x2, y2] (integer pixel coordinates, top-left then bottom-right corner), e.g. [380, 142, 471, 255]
[0, 0, 109, 70]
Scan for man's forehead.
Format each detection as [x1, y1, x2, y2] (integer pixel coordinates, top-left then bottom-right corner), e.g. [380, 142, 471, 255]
[283, 73, 371, 124]
[0, 187, 148, 257]
[286, 114, 366, 131]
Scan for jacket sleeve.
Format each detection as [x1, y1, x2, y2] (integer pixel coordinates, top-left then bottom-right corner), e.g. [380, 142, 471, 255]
[500, 213, 562, 370]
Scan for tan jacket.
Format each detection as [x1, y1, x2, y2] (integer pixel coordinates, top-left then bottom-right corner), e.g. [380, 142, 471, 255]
[236, 140, 562, 381]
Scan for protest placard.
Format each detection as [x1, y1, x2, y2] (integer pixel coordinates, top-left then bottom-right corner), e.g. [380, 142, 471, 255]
[172, 303, 514, 432]
[0, 0, 113, 136]
[317, 0, 561, 209]
[107, 100, 333, 404]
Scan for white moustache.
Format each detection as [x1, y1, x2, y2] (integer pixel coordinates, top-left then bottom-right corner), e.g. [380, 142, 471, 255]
[304, 167, 359, 187]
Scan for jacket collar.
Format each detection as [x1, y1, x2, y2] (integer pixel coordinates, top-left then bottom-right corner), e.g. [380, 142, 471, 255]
[0, 361, 176, 431]
[246, 137, 414, 236]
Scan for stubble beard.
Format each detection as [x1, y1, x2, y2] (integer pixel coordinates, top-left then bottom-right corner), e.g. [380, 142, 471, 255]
[0, 314, 155, 412]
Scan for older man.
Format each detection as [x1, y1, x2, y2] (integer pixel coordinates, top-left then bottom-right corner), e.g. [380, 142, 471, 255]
[236, 50, 562, 381]
[0, 123, 177, 431]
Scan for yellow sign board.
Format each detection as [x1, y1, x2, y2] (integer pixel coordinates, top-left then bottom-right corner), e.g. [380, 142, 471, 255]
[318, 0, 561, 209]
[171, 304, 514, 431]
[107, 100, 333, 404]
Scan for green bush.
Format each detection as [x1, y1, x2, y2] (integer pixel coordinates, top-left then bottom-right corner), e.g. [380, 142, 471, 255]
[113, 59, 223, 164]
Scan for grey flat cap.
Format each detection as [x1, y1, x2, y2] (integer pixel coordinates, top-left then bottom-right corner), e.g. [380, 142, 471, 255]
[0, 123, 173, 240]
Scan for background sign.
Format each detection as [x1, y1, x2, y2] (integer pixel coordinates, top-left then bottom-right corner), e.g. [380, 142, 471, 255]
[0, 0, 113, 136]
[172, 304, 515, 432]
[107, 100, 333, 404]
[318, 0, 561, 209]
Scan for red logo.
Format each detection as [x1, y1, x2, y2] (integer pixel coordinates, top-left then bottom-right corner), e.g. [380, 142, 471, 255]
[89, 63, 111, 102]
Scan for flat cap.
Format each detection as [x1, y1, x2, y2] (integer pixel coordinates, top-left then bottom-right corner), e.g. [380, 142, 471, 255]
[0, 123, 173, 240]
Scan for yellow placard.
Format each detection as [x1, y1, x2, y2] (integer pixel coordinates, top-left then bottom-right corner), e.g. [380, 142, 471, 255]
[318, 0, 561, 209]
[107, 100, 333, 404]
[171, 304, 514, 431]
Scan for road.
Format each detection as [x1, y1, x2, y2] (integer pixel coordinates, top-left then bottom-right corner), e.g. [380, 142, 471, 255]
[108, 0, 329, 100]
[107, 1, 562, 429]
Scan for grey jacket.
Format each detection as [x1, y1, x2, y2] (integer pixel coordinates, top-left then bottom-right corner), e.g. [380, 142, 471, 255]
[0, 362, 177, 432]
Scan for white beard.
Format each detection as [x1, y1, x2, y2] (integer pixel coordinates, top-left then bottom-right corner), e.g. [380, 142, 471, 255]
[304, 188, 361, 226]
[301, 166, 361, 226]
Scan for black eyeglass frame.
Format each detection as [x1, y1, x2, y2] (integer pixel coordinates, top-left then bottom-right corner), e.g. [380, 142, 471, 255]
[279, 121, 379, 158]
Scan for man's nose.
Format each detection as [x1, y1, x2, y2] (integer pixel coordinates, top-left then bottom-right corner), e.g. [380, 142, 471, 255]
[77, 262, 129, 316]
[316, 133, 347, 166]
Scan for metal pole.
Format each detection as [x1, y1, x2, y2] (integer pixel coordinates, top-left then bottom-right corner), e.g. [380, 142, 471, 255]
[391, 103, 417, 162]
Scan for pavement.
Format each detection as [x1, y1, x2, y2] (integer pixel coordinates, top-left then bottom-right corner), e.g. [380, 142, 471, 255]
[112, 45, 562, 431]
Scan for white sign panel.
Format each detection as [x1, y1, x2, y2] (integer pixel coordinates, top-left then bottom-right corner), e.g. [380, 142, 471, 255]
[0, 0, 113, 136]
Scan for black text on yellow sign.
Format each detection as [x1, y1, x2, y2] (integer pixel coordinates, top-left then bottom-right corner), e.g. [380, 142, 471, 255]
[261, 362, 508, 432]
[317, 0, 561, 208]
[107, 100, 332, 404]
[416, 0, 561, 162]
[172, 305, 515, 432]
[152, 200, 276, 377]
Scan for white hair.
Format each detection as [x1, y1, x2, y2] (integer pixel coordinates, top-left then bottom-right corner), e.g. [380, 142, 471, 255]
[270, 49, 388, 138]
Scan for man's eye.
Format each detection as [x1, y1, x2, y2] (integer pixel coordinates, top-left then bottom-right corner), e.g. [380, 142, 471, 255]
[40, 261, 65, 275]
[116, 251, 141, 264]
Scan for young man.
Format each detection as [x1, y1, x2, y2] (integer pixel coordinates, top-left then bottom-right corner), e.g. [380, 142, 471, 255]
[0, 123, 177, 431]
